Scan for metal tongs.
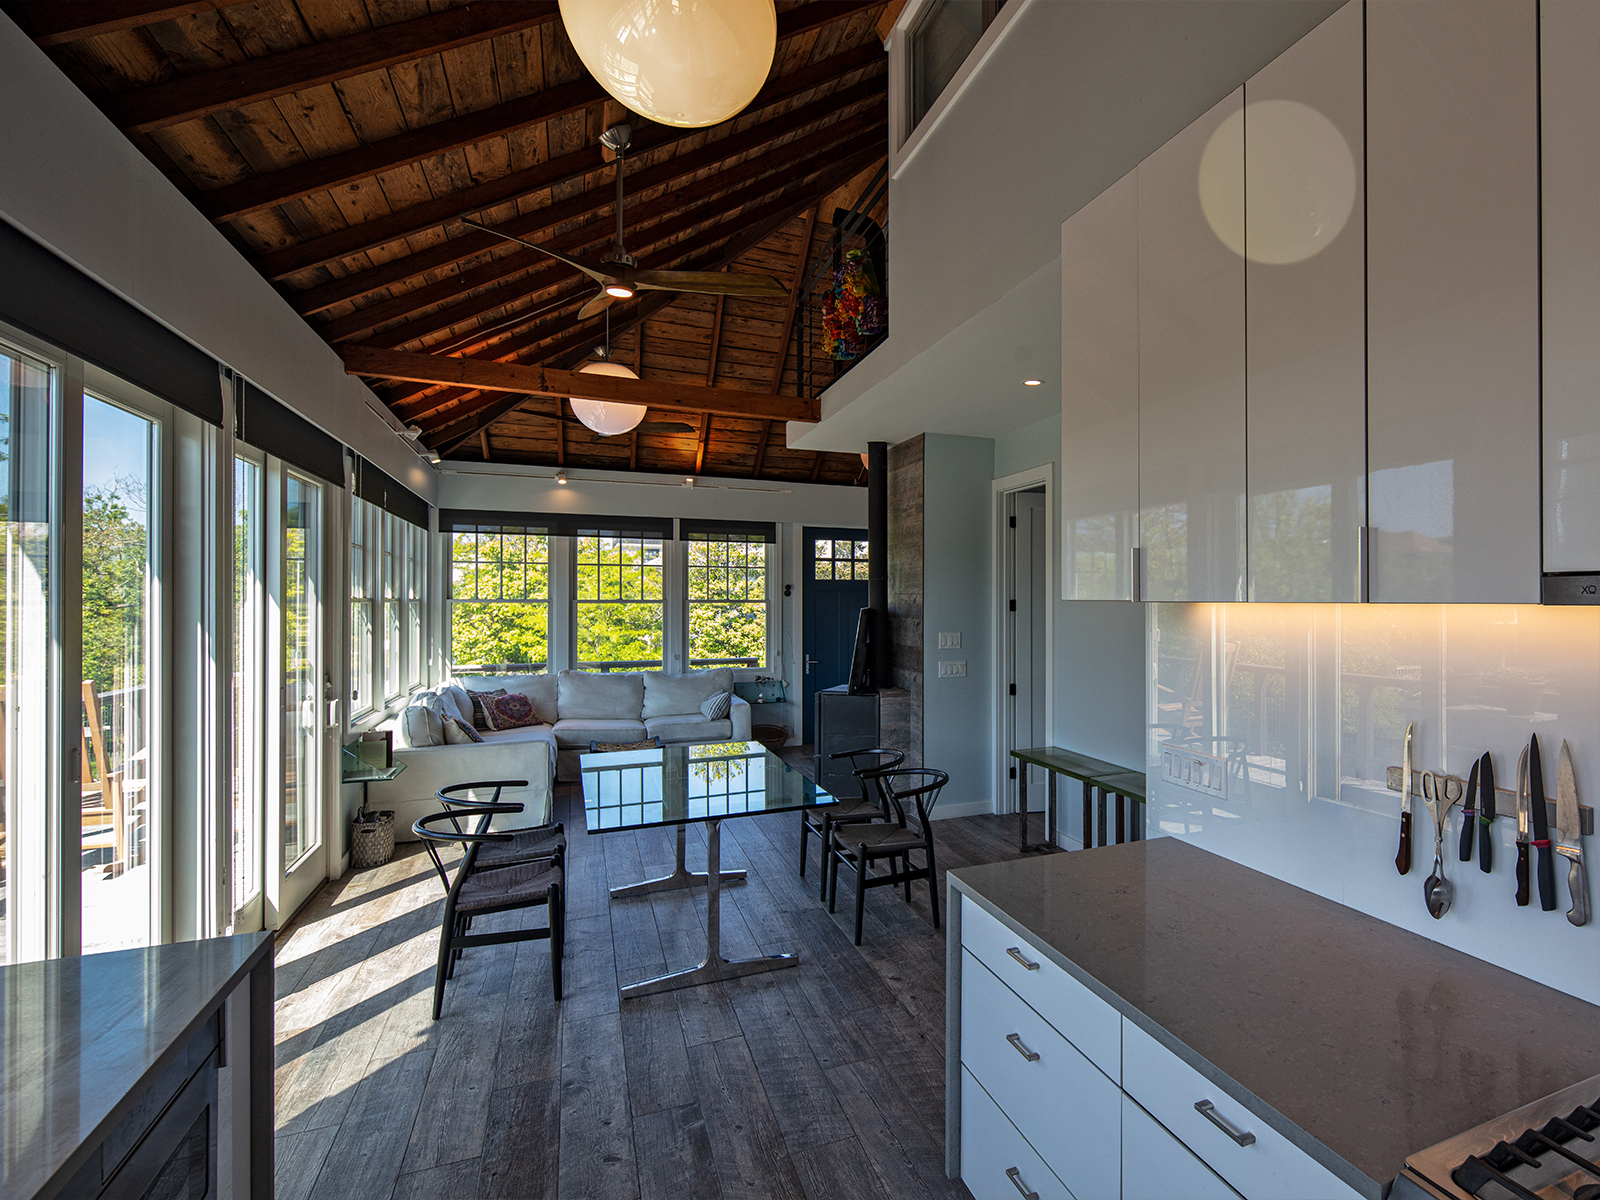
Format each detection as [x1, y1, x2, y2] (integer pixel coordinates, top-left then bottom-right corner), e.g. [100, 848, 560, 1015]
[1422, 771, 1464, 919]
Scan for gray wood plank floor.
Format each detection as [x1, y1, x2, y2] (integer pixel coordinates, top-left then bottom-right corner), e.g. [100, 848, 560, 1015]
[273, 770, 1027, 1200]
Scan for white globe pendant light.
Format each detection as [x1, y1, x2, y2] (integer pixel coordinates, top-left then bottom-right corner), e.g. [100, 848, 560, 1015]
[570, 360, 648, 436]
[559, 0, 777, 129]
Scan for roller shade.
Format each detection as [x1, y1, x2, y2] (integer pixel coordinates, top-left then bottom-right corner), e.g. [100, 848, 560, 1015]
[0, 220, 222, 424]
[354, 455, 429, 529]
[440, 510, 673, 540]
[237, 379, 344, 485]
[678, 519, 777, 544]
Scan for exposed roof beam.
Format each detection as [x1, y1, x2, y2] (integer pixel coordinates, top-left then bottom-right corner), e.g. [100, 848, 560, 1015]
[695, 413, 712, 474]
[342, 345, 820, 423]
[292, 96, 883, 317]
[256, 52, 885, 281]
[752, 421, 774, 479]
[705, 294, 725, 386]
[4, 1, 250, 46]
[101, 2, 562, 134]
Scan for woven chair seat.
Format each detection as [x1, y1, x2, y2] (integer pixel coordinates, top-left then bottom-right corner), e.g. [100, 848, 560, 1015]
[831, 823, 927, 854]
[476, 825, 565, 869]
[804, 798, 883, 828]
[457, 861, 563, 915]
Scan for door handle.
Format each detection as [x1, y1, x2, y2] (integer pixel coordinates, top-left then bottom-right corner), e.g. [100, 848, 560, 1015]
[804, 655, 819, 675]
[1195, 1100, 1256, 1146]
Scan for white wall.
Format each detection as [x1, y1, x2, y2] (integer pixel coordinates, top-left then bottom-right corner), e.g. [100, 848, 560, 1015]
[0, 14, 434, 500]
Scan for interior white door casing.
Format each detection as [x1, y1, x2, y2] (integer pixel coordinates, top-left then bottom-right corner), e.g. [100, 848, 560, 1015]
[1542, 0, 1600, 575]
[1061, 169, 1139, 601]
[1139, 88, 1247, 603]
[1245, 0, 1367, 603]
[1010, 491, 1048, 810]
[1365, 0, 1540, 602]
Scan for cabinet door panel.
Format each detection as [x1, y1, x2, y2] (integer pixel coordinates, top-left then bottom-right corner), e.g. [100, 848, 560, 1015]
[1139, 88, 1246, 602]
[1123, 1094, 1242, 1200]
[1542, 0, 1600, 574]
[1245, 1, 1365, 602]
[1062, 169, 1139, 600]
[961, 1068, 1076, 1200]
[1366, 0, 1540, 601]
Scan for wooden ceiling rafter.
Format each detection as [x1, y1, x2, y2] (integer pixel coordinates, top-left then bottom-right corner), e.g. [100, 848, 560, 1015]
[6, 0, 253, 46]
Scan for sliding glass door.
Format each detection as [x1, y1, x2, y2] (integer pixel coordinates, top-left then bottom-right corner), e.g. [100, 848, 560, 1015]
[277, 471, 324, 919]
[231, 455, 265, 932]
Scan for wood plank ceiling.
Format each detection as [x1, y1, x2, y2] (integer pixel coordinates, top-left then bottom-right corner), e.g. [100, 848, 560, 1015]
[8, 0, 891, 484]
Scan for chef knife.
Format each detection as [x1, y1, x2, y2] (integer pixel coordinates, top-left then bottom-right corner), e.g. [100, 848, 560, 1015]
[1478, 751, 1495, 874]
[1396, 721, 1414, 876]
[1530, 733, 1558, 912]
[1516, 745, 1530, 906]
[1557, 739, 1589, 927]
[1459, 758, 1479, 862]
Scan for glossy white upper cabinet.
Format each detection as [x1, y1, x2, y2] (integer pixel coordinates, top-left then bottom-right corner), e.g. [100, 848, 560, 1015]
[1365, 0, 1540, 602]
[1138, 89, 1246, 603]
[1061, 170, 1139, 601]
[1542, 0, 1600, 575]
[1244, 1, 1365, 603]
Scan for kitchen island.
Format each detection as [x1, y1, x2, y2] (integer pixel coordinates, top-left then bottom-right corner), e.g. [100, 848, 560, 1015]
[946, 839, 1600, 1200]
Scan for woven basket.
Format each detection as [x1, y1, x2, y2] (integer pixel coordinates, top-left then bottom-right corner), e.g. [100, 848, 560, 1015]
[751, 724, 790, 752]
[351, 810, 396, 869]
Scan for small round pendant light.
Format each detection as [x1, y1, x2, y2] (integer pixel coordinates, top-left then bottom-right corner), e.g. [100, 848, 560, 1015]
[571, 360, 647, 436]
[559, 0, 777, 129]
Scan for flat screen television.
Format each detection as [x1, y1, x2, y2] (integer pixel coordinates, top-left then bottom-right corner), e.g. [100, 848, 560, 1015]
[846, 607, 875, 694]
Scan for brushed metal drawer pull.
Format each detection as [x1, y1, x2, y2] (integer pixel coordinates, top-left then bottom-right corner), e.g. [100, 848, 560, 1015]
[1006, 946, 1041, 971]
[1005, 1166, 1039, 1199]
[1195, 1099, 1256, 1146]
[1006, 1033, 1040, 1062]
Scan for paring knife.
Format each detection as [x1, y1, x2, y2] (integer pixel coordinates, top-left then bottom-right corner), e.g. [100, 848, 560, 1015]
[1516, 746, 1531, 906]
[1460, 758, 1479, 862]
[1478, 751, 1495, 874]
[1530, 733, 1558, 912]
[1396, 721, 1415, 876]
[1557, 739, 1589, 927]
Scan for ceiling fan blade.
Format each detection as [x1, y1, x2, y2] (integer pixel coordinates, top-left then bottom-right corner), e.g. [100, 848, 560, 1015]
[578, 290, 615, 320]
[458, 217, 610, 282]
[628, 269, 789, 299]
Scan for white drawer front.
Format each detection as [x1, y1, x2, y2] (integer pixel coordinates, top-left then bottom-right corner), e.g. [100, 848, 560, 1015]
[962, 1067, 1076, 1200]
[1121, 1019, 1363, 1200]
[1122, 1093, 1242, 1200]
[962, 951, 1120, 1200]
[960, 895, 1121, 1081]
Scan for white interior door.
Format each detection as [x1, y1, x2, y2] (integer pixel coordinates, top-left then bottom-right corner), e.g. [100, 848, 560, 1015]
[1009, 490, 1048, 812]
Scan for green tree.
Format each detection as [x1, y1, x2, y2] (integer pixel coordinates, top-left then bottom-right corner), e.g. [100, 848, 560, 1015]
[81, 478, 148, 697]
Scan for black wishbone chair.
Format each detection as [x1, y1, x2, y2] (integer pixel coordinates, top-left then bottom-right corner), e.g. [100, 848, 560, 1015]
[413, 804, 563, 1019]
[435, 780, 566, 871]
[827, 768, 949, 946]
[799, 748, 904, 898]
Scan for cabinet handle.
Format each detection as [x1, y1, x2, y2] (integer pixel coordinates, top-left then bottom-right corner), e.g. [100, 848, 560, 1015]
[1006, 1033, 1040, 1062]
[1006, 946, 1040, 971]
[1005, 1167, 1039, 1200]
[1195, 1099, 1256, 1146]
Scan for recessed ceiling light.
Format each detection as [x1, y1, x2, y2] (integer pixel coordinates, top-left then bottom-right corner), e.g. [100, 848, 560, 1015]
[1023, 379, 1043, 387]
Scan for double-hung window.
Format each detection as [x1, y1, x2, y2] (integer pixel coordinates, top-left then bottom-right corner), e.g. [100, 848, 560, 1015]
[406, 522, 426, 691]
[575, 522, 668, 672]
[381, 511, 401, 702]
[449, 524, 550, 671]
[348, 495, 376, 717]
[683, 521, 775, 670]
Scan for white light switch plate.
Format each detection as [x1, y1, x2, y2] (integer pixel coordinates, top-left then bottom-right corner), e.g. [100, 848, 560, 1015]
[938, 660, 967, 678]
[938, 632, 961, 649]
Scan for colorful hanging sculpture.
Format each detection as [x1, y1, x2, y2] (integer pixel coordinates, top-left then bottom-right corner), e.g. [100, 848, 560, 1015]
[822, 248, 885, 360]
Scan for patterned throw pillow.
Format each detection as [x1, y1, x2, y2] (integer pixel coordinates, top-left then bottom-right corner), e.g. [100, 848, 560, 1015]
[442, 716, 484, 745]
[466, 687, 507, 730]
[700, 691, 731, 720]
[483, 692, 537, 730]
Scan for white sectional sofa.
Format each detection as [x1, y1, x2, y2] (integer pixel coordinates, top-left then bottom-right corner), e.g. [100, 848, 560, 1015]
[365, 667, 751, 841]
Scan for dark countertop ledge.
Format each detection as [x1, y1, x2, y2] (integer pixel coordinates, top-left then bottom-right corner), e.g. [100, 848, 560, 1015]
[948, 839, 1600, 1199]
[1, 932, 273, 1200]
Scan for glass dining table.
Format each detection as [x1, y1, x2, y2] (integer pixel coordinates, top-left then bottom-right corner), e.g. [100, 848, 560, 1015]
[581, 740, 838, 998]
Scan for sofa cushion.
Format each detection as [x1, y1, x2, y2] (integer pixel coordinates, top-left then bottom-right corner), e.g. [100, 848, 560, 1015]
[442, 715, 482, 745]
[551, 717, 648, 747]
[483, 692, 539, 731]
[558, 671, 645, 721]
[641, 668, 733, 720]
[399, 705, 443, 748]
[463, 687, 506, 730]
[456, 673, 558, 724]
[438, 683, 473, 726]
[645, 714, 734, 744]
[700, 691, 731, 720]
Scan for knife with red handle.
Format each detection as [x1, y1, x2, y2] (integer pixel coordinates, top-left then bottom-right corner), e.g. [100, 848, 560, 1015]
[1531, 733, 1558, 912]
[1396, 722, 1415, 876]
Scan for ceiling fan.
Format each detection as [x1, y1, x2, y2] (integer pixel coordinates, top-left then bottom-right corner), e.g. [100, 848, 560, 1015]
[460, 123, 789, 320]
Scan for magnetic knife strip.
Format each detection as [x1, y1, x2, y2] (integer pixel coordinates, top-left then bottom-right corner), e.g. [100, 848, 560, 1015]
[1386, 767, 1595, 836]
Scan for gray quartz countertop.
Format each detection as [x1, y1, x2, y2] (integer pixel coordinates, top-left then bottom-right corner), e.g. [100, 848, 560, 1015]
[1, 932, 272, 1200]
[948, 839, 1600, 1197]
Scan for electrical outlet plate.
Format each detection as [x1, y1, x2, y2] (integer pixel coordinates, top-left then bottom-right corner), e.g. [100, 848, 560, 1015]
[938, 660, 967, 678]
[938, 632, 961, 649]
[1162, 745, 1228, 799]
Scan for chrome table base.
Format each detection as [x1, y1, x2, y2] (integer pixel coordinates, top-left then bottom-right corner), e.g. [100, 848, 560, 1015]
[619, 818, 795, 999]
[608, 823, 746, 898]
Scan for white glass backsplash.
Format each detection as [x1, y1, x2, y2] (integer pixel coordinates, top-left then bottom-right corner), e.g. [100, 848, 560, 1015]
[1147, 603, 1600, 1001]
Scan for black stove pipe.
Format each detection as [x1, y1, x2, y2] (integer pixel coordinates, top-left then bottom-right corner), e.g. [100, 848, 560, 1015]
[867, 441, 890, 690]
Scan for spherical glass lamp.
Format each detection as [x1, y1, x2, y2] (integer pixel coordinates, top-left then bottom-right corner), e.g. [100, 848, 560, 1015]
[559, 0, 777, 129]
[570, 360, 648, 436]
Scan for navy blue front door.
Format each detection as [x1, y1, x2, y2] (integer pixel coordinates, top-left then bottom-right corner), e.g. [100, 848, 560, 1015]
[802, 528, 870, 743]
